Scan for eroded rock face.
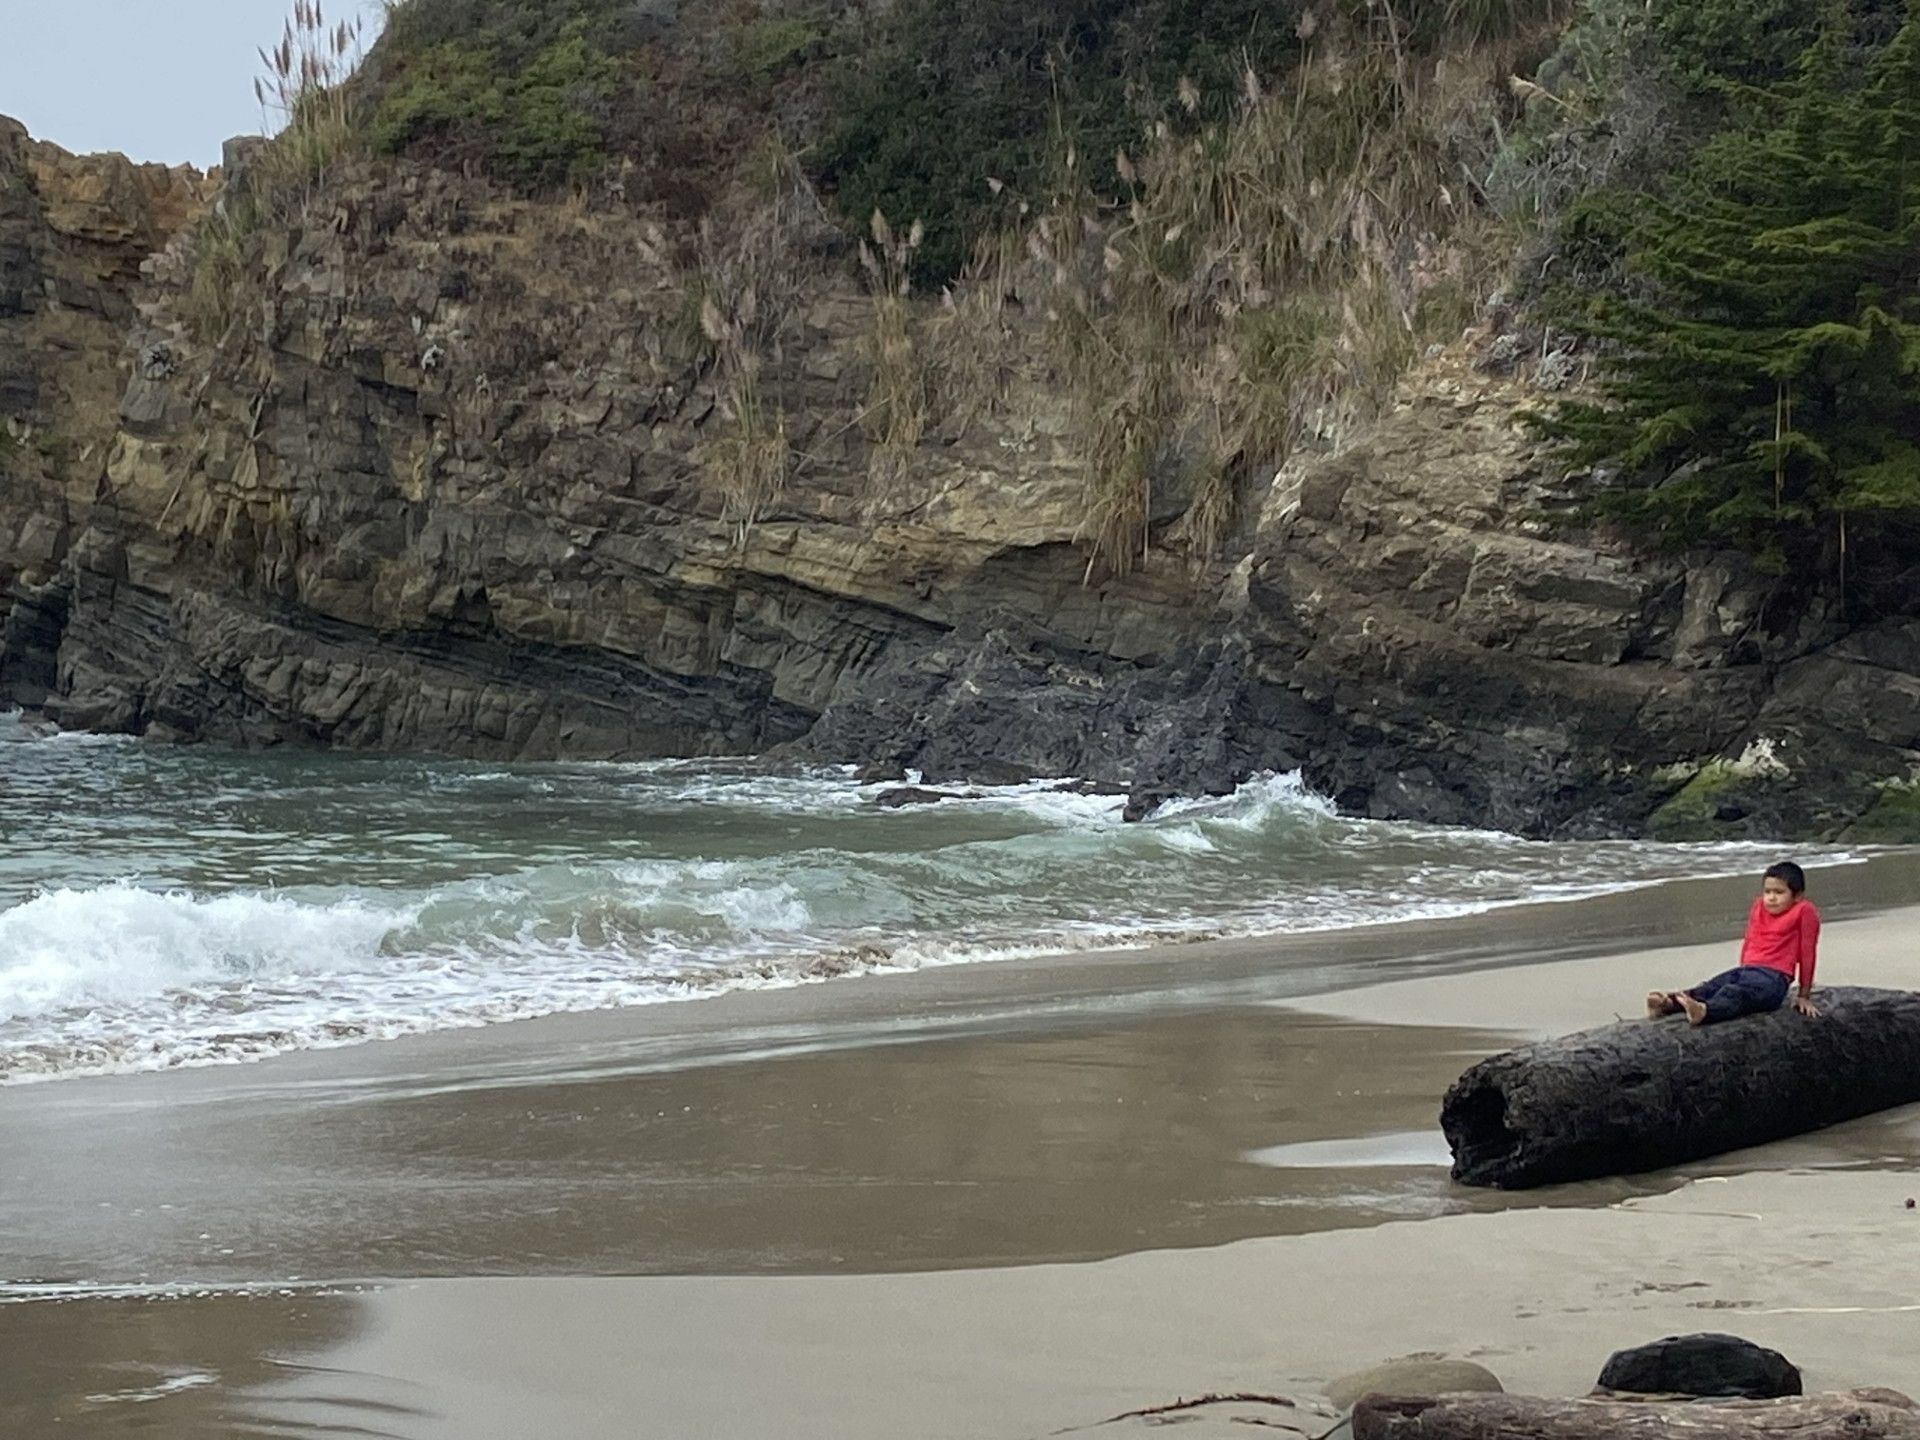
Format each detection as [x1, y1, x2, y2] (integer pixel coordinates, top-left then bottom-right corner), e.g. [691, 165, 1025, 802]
[5, 138, 1231, 770]
[0, 120, 214, 704]
[1234, 356, 1747, 835]
[3, 117, 1919, 840]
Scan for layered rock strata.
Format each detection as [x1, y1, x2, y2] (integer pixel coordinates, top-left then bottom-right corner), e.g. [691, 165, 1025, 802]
[1, 120, 1914, 840]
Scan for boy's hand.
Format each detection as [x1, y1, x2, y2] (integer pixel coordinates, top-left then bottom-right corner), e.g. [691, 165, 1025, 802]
[1793, 994, 1821, 1017]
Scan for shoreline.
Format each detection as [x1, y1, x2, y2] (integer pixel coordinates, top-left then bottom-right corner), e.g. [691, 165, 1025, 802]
[14, 847, 1920, 1103]
[6, 860, 1920, 1437]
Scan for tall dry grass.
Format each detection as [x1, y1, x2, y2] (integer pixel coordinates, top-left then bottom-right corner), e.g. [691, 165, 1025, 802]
[183, 200, 259, 344]
[185, 1, 365, 342]
[698, 287, 790, 546]
[926, 220, 1026, 430]
[253, 0, 365, 205]
[691, 141, 824, 542]
[921, 8, 1536, 576]
[858, 210, 929, 466]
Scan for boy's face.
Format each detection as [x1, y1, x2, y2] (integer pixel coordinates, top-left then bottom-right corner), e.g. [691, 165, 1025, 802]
[1761, 877, 1797, 915]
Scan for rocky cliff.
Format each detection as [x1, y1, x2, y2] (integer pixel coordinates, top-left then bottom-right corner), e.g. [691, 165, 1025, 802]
[2, 118, 1916, 842]
[0, 119, 213, 700]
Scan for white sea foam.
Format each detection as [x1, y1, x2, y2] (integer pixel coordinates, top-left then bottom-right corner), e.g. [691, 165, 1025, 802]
[1152, 770, 1338, 827]
[0, 887, 407, 1022]
[853, 776, 1129, 828]
[1151, 823, 1219, 854]
[0, 746, 1862, 1083]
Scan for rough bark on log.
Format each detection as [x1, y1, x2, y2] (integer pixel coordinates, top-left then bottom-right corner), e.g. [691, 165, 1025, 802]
[1352, 1388, 1920, 1440]
[1442, 985, 1920, 1188]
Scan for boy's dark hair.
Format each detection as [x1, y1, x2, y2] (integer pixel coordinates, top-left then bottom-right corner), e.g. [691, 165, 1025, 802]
[1765, 861, 1808, 895]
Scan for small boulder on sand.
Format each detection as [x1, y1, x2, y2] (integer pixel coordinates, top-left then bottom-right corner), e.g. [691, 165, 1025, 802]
[1325, 1357, 1504, 1411]
[1598, 1332, 1801, 1400]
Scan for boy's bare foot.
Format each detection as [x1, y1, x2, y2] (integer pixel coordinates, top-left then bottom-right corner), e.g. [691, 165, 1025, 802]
[1646, 990, 1677, 1019]
[1679, 993, 1708, 1026]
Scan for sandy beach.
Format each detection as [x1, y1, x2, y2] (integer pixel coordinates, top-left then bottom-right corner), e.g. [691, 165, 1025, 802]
[4, 857, 1919, 1437]
[10, 0, 1920, 1435]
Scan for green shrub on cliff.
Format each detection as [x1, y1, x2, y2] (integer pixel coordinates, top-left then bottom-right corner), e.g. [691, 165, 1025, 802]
[364, 0, 850, 206]
[1544, 5, 1920, 585]
[814, 0, 1309, 285]
[817, 0, 1569, 284]
[1487, 0, 1911, 267]
[1651, 0, 1910, 89]
[368, 0, 635, 187]
[378, 0, 629, 59]
[728, 11, 830, 85]
[369, 25, 624, 187]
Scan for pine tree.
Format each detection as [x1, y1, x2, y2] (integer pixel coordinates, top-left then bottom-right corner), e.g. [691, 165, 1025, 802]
[1546, 1, 1920, 587]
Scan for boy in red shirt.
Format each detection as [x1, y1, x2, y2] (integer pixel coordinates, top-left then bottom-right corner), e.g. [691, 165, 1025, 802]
[1646, 862, 1821, 1025]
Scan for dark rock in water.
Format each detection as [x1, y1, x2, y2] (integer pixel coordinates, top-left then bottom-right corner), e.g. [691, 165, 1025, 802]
[1123, 786, 1178, 823]
[1443, 986, 1920, 1188]
[853, 761, 909, 784]
[1050, 778, 1129, 796]
[873, 786, 951, 809]
[1599, 1333, 1801, 1400]
[792, 628, 1297, 806]
[1325, 1359, 1502, 1411]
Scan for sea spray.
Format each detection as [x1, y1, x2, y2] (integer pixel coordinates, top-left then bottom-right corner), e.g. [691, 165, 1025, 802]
[0, 725, 1858, 1080]
[0, 887, 407, 1020]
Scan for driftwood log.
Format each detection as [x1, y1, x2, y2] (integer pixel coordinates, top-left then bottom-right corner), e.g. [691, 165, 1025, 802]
[1352, 1389, 1920, 1440]
[1442, 985, 1920, 1188]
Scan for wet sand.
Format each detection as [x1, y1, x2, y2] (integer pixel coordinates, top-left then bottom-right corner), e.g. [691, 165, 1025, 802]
[0, 1009, 1532, 1287]
[5, 856, 1920, 1436]
[244, 1167, 1920, 1440]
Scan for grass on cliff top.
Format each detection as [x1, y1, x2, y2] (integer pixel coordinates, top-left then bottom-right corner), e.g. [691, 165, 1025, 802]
[363, 0, 845, 211]
[674, 1, 1552, 578]
[814, 0, 1313, 285]
[321, 0, 1914, 597]
[922, 3, 1543, 575]
[183, 0, 365, 343]
[368, 25, 623, 188]
[359, 0, 1570, 278]
[368, 0, 633, 188]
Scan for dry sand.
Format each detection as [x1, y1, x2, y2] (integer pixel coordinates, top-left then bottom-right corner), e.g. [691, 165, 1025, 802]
[235, 1168, 1920, 1440]
[5, 871, 1920, 1438]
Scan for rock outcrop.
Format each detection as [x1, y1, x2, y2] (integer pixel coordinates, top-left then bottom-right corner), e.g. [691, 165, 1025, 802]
[4, 115, 1920, 841]
[0, 119, 214, 702]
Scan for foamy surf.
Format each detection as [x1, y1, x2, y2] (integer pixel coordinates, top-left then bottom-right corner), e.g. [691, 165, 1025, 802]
[0, 886, 407, 1020]
[0, 717, 1860, 1081]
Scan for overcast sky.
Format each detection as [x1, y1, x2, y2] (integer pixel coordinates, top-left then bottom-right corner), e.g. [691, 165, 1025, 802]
[1, 1, 387, 167]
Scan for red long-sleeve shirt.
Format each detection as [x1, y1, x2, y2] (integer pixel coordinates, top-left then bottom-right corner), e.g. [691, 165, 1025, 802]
[1740, 896, 1820, 990]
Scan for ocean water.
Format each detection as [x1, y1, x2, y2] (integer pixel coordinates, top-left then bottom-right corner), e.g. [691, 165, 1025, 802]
[0, 711, 1836, 1082]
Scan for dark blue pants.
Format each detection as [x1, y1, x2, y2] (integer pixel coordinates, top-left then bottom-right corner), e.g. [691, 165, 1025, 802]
[1688, 966, 1790, 1023]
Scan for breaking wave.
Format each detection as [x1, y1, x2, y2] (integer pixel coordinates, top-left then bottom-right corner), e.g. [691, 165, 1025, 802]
[0, 728, 1845, 1079]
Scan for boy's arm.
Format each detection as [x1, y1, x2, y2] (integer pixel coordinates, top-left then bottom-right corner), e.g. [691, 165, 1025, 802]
[1793, 908, 1821, 1014]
